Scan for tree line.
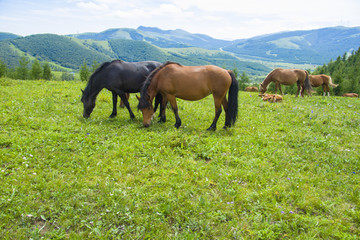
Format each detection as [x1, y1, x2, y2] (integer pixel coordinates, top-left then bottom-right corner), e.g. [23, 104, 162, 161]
[2, 47, 359, 95]
[0, 55, 52, 80]
[312, 47, 360, 95]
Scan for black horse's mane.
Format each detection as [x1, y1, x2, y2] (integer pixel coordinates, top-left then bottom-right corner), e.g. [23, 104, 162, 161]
[83, 60, 124, 98]
[138, 61, 181, 109]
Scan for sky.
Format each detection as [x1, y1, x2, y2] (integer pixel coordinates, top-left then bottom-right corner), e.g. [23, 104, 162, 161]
[1, 0, 360, 40]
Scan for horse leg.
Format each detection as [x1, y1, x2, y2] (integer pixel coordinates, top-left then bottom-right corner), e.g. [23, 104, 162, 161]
[325, 84, 330, 97]
[296, 82, 301, 97]
[222, 98, 231, 129]
[207, 97, 223, 131]
[120, 93, 129, 108]
[168, 95, 181, 128]
[278, 84, 284, 95]
[159, 95, 168, 123]
[300, 84, 305, 97]
[116, 90, 135, 120]
[109, 91, 118, 118]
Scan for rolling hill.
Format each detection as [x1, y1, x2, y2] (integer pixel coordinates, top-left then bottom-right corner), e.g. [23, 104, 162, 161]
[1, 26, 360, 76]
[0, 33, 269, 75]
[70, 26, 360, 65]
[223, 26, 360, 64]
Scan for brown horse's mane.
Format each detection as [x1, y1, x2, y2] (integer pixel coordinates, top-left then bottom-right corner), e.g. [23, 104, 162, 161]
[138, 61, 182, 109]
[261, 68, 280, 89]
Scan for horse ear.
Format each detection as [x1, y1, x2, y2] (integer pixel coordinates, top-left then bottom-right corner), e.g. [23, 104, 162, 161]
[136, 95, 140, 101]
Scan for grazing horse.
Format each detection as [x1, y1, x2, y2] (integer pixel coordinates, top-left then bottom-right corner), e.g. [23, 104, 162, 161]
[342, 93, 359, 98]
[259, 68, 312, 97]
[81, 60, 161, 119]
[245, 86, 258, 92]
[137, 61, 239, 130]
[309, 74, 338, 96]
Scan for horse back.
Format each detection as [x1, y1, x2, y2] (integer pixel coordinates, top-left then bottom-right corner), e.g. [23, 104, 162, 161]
[273, 69, 306, 84]
[156, 64, 231, 100]
[101, 61, 161, 92]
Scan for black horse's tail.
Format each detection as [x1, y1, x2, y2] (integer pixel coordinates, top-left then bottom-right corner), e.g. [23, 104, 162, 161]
[226, 70, 239, 127]
[304, 71, 313, 96]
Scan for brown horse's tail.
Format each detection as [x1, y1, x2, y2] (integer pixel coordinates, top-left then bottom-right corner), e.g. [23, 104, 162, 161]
[226, 70, 239, 127]
[304, 71, 313, 96]
[329, 76, 338, 88]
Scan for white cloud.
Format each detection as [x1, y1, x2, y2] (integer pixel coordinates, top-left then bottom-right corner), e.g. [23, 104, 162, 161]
[1, 0, 360, 39]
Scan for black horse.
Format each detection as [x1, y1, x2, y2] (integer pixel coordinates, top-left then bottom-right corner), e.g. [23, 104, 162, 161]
[81, 60, 161, 119]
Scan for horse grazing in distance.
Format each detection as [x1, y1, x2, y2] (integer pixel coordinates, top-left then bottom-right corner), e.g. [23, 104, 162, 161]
[245, 86, 258, 92]
[259, 68, 312, 97]
[309, 74, 338, 96]
[259, 94, 283, 102]
[81, 60, 161, 119]
[342, 93, 359, 98]
[137, 61, 239, 130]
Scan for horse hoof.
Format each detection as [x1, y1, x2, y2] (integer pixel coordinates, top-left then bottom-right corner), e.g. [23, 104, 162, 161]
[109, 114, 116, 118]
[207, 127, 216, 131]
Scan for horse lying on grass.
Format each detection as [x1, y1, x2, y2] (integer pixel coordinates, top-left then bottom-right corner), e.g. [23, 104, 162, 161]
[342, 93, 359, 98]
[245, 86, 258, 92]
[259, 94, 283, 102]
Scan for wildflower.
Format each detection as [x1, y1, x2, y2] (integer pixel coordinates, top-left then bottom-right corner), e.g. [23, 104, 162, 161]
[281, 211, 285, 214]
[289, 211, 294, 214]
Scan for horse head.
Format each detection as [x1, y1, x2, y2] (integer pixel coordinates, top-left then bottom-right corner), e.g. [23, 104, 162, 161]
[81, 89, 96, 118]
[136, 95, 154, 127]
[259, 83, 267, 93]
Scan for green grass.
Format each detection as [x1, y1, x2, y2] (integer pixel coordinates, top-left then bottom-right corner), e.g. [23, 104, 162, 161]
[1, 78, 359, 239]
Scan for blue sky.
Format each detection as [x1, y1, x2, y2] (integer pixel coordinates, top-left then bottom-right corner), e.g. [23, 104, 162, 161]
[1, 0, 360, 40]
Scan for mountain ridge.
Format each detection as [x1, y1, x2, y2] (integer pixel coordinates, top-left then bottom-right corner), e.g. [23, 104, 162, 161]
[1, 26, 360, 75]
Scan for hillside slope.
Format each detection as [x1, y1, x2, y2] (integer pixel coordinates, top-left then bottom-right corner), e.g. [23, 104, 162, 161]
[0, 34, 269, 74]
[223, 26, 360, 64]
[70, 26, 360, 65]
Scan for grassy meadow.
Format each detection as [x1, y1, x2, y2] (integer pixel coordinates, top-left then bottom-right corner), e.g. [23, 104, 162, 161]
[0, 78, 359, 239]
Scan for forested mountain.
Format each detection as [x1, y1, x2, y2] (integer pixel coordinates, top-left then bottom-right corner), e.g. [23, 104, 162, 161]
[0, 34, 269, 75]
[69, 26, 360, 65]
[69, 26, 230, 49]
[312, 47, 360, 95]
[0, 32, 20, 41]
[224, 26, 360, 64]
[1, 26, 360, 76]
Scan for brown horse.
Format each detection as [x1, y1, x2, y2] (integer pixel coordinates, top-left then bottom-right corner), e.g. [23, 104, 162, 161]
[245, 86, 258, 92]
[259, 68, 312, 97]
[342, 93, 359, 98]
[137, 62, 239, 130]
[258, 94, 283, 102]
[309, 74, 338, 96]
